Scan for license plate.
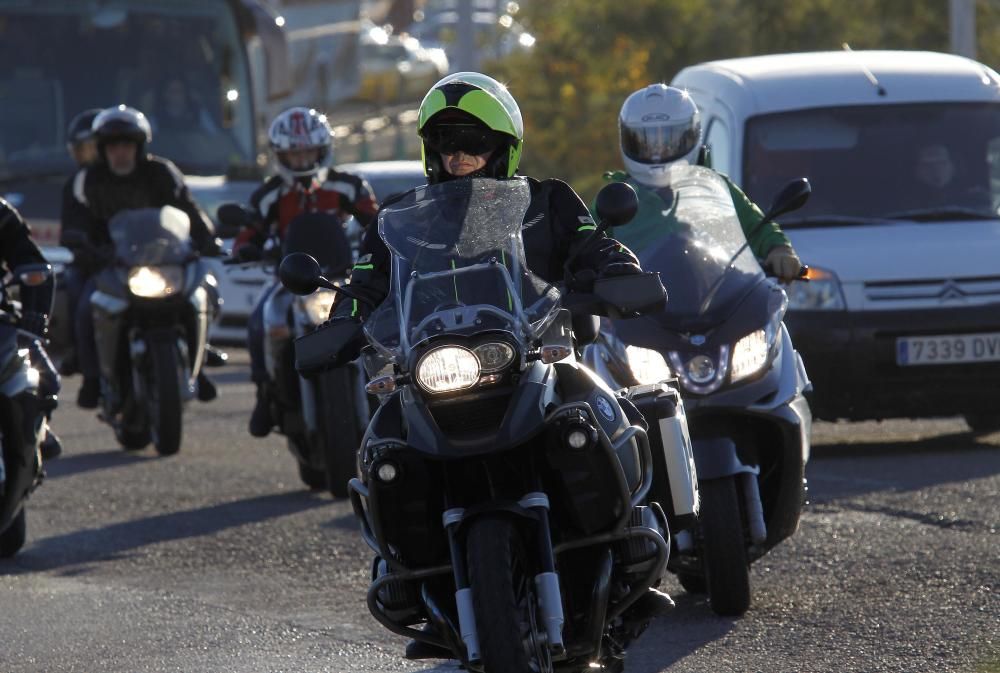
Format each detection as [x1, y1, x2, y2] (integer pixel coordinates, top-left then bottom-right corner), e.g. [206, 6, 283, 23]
[896, 332, 1000, 366]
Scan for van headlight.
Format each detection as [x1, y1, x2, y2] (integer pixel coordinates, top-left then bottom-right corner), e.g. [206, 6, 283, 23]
[127, 265, 183, 298]
[786, 266, 846, 310]
[415, 346, 481, 393]
[626, 345, 672, 384]
[300, 288, 337, 325]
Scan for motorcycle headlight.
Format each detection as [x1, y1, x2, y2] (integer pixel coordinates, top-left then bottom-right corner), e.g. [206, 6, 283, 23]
[300, 288, 337, 325]
[127, 265, 183, 298]
[473, 342, 515, 372]
[626, 345, 672, 385]
[786, 266, 846, 310]
[415, 346, 481, 394]
[730, 329, 770, 382]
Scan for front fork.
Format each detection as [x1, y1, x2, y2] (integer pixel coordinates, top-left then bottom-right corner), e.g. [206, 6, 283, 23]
[443, 492, 567, 663]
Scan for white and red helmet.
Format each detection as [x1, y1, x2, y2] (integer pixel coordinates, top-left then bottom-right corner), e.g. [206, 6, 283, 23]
[267, 107, 334, 184]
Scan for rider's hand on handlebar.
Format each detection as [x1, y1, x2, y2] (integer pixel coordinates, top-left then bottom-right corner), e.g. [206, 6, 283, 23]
[764, 245, 803, 282]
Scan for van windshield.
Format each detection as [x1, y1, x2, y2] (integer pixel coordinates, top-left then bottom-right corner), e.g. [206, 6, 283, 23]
[743, 103, 1000, 224]
[0, 0, 255, 180]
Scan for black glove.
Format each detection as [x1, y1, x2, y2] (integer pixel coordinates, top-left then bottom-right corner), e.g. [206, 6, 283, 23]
[567, 268, 598, 293]
[19, 311, 48, 340]
[599, 262, 642, 278]
[235, 243, 263, 263]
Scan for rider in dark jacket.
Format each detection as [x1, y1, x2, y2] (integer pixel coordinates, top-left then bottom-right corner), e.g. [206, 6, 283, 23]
[64, 105, 222, 408]
[328, 72, 671, 661]
[0, 198, 62, 459]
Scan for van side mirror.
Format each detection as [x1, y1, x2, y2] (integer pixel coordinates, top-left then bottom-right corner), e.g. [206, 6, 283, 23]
[279, 252, 323, 296]
[762, 178, 811, 224]
[595, 182, 639, 230]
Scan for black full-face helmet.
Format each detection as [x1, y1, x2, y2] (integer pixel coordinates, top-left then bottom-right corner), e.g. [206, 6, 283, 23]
[92, 105, 153, 159]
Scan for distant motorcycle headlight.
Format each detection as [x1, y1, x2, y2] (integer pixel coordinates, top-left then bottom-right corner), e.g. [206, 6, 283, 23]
[300, 288, 337, 325]
[786, 266, 846, 310]
[730, 329, 770, 382]
[625, 345, 672, 385]
[415, 346, 481, 393]
[127, 265, 183, 298]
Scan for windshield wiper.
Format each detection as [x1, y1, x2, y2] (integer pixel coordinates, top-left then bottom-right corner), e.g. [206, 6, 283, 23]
[780, 214, 895, 228]
[882, 206, 998, 221]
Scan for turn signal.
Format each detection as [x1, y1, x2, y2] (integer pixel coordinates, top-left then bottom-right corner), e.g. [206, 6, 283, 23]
[540, 345, 572, 364]
[366, 375, 397, 395]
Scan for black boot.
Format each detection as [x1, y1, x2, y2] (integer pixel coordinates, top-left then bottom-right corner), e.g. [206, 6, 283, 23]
[404, 624, 453, 660]
[59, 351, 79, 376]
[248, 386, 273, 438]
[196, 371, 217, 402]
[40, 428, 63, 460]
[205, 346, 228, 367]
[77, 377, 100, 409]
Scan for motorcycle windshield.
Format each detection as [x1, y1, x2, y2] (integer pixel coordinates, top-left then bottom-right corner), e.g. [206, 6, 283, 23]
[638, 166, 765, 330]
[108, 207, 192, 266]
[365, 178, 561, 358]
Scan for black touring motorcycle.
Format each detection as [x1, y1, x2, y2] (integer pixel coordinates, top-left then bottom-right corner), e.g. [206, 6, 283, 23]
[90, 206, 212, 455]
[281, 178, 693, 672]
[0, 264, 54, 556]
[586, 167, 813, 616]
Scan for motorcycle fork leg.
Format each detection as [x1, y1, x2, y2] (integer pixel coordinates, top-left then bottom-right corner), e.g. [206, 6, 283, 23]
[741, 472, 767, 546]
[443, 508, 481, 663]
[523, 492, 566, 656]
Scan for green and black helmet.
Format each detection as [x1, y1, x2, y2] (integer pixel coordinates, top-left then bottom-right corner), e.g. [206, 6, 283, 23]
[417, 72, 524, 183]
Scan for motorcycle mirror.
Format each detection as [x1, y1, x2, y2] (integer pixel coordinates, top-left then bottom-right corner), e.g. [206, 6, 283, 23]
[279, 252, 324, 296]
[595, 182, 639, 230]
[762, 178, 811, 224]
[216, 203, 252, 239]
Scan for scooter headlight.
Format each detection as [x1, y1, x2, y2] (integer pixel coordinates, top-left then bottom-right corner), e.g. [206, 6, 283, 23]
[300, 288, 337, 325]
[730, 329, 769, 382]
[625, 345, 672, 385]
[415, 345, 481, 394]
[127, 265, 183, 298]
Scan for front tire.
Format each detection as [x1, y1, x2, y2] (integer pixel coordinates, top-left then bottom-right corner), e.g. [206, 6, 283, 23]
[467, 516, 552, 673]
[0, 508, 27, 558]
[148, 340, 183, 456]
[318, 367, 365, 499]
[700, 477, 751, 616]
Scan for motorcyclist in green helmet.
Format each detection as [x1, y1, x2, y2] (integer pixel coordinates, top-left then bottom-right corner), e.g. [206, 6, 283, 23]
[601, 83, 803, 280]
[329, 72, 675, 660]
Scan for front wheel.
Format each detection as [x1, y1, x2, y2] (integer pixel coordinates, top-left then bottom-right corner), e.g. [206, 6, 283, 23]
[0, 508, 27, 558]
[700, 477, 751, 616]
[318, 368, 365, 499]
[147, 340, 183, 456]
[467, 516, 553, 673]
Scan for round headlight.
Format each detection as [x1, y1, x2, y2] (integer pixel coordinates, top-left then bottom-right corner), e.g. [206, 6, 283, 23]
[473, 342, 515, 372]
[415, 346, 481, 393]
[128, 265, 183, 298]
[686, 355, 717, 384]
[375, 462, 399, 483]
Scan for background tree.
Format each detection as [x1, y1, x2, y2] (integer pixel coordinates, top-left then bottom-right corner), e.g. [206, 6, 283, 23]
[490, 0, 1000, 199]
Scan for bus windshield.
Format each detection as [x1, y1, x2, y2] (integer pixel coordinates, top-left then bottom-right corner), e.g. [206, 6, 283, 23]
[0, 0, 256, 179]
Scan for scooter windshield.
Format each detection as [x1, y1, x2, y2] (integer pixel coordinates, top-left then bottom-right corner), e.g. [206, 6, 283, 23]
[108, 206, 193, 266]
[638, 166, 765, 329]
[365, 178, 561, 358]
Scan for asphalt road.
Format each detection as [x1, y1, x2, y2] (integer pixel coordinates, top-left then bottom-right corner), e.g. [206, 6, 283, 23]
[1, 351, 997, 673]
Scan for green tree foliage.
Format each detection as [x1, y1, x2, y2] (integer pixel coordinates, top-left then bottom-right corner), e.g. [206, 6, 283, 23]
[489, 0, 1000, 199]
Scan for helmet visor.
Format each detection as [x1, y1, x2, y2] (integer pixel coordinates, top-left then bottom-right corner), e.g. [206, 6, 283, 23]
[424, 124, 507, 156]
[620, 117, 702, 164]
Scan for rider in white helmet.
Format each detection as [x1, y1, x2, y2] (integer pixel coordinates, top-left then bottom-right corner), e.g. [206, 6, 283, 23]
[604, 84, 802, 280]
[236, 106, 379, 438]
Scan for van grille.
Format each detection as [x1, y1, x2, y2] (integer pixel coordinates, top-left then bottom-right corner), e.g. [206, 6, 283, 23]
[864, 276, 1000, 307]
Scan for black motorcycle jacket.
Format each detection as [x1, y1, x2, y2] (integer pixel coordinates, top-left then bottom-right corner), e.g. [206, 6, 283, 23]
[0, 199, 54, 335]
[332, 177, 641, 318]
[66, 154, 219, 259]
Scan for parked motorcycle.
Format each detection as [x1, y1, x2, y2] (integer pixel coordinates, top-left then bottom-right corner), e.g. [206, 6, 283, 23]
[587, 167, 813, 616]
[0, 264, 54, 556]
[281, 178, 693, 672]
[90, 206, 212, 455]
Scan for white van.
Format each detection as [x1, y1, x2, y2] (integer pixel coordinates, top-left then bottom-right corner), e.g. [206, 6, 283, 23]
[672, 50, 1000, 428]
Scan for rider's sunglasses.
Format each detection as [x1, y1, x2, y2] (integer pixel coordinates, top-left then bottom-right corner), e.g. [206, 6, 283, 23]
[424, 124, 505, 156]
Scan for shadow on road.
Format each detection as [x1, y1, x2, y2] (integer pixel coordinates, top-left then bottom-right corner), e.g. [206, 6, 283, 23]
[626, 591, 736, 672]
[42, 449, 157, 480]
[1, 490, 328, 575]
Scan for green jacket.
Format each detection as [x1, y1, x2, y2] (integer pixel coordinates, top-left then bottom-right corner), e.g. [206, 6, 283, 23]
[596, 170, 790, 259]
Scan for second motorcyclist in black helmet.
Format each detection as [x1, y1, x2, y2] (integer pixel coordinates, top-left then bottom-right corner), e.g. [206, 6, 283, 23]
[64, 105, 222, 408]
